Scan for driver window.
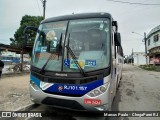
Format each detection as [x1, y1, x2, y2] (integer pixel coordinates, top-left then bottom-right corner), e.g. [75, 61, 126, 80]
[88, 29, 107, 51]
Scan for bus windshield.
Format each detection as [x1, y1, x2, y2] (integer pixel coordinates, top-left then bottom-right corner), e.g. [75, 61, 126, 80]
[32, 18, 110, 72]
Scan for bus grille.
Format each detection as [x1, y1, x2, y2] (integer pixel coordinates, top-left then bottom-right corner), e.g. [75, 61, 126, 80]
[31, 72, 98, 84]
[43, 91, 84, 97]
[41, 97, 86, 110]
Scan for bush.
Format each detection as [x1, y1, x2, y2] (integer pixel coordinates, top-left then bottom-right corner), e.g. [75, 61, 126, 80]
[139, 65, 160, 72]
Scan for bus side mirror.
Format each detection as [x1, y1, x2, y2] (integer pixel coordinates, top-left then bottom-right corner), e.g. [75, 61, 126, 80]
[23, 26, 38, 48]
[112, 21, 118, 31]
[114, 32, 121, 46]
[23, 34, 29, 48]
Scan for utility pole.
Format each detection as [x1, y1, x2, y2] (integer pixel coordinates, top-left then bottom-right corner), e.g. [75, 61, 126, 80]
[20, 43, 24, 72]
[132, 32, 148, 65]
[41, 0, 46, 19]
[20, 49, 23, 72]
[144, 32, 148, 65]
[132, 48, 134, 66]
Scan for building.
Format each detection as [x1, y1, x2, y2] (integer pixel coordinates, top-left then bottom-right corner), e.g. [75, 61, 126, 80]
[1, 51, 19, 57]
[133, 52, 146, 65]
[146, 25, 160, 65]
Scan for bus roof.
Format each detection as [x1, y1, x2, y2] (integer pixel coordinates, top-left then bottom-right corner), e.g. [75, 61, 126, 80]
[41, 12, 112, 24]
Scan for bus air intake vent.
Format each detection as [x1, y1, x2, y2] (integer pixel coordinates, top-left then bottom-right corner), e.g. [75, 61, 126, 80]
[41, 97, 86, 110]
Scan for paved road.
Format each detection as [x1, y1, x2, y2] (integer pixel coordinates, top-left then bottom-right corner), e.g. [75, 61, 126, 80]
[17, 64, 160, 120]
[111, 64, 160, 120]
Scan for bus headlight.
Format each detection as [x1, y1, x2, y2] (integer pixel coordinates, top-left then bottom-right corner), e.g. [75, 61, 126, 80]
[87, 85, 108, 97]
[30, 80, 39, 90]
[100, 86, 107, 92]
[94, 90, 101, 96]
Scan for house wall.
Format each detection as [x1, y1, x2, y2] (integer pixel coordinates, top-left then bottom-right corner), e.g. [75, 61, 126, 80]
[146, 25, 160, 65]
[133, 52, 146, 65]
[147, 31, 160, 51]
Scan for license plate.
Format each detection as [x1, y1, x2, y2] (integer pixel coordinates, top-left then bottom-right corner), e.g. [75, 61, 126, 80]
[84, 99, 101, 105]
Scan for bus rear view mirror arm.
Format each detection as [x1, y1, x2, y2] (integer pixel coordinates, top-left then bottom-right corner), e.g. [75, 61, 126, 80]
[23, 26, 38, 48]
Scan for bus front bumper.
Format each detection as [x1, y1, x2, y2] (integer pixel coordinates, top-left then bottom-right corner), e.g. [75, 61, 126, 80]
[29, 83, 111, 112]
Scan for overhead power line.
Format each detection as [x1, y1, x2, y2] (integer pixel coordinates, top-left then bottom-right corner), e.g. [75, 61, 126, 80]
[106, 0, 160, 6]
[36, 0, 42, 16]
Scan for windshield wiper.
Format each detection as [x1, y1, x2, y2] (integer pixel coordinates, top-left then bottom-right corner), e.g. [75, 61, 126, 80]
[39, 33, 63, 74]
[39, 53, 57, 74]
[65, 45, 86, 77]
[67, 33, 70, 60]
[56, 33, 63, 60]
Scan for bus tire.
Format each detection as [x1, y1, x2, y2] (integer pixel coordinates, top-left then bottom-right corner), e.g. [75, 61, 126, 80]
[31, 100, 40, 105]
[120, 72, 122, 80]
[116, 77, 119, 89]
[120, 75, 122, 80]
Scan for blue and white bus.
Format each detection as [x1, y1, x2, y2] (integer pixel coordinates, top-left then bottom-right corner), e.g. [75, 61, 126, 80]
[24, 13, 123, 111]
[116, 45, 123, 88]
[0, 56, 20, 64]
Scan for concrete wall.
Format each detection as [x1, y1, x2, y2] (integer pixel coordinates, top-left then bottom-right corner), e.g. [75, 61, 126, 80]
[147, 25, 160, 51]
[133, 52, 146, 65]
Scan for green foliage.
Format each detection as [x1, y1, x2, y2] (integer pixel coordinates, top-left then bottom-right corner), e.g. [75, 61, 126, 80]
[10, 15, 43, 47]
[10, 38, 16, 46]
[139, 65, 160, 72]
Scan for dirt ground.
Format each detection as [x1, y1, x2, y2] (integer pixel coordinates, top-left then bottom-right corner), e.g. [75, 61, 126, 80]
[0, 74, 31, 111]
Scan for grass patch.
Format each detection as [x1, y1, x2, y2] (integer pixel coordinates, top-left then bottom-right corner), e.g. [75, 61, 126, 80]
[139, 65, 160, 72]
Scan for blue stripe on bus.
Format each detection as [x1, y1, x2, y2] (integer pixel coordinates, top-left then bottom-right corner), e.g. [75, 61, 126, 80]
[30, 74, 41, 88]
[45, 80, 103, 95]
[30, 74, 103, 95]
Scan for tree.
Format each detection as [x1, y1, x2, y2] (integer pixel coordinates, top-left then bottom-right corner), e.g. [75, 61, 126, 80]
[10, 15, 43, 47]
[10, 38, 16, 46]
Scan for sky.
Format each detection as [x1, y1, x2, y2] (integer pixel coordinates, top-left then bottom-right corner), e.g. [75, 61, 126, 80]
[0, 0, 160, 55]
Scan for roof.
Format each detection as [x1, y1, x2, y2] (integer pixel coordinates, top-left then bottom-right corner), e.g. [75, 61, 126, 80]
[147, 25, 160, 39]
[0, 43, 31, 54]
[41, 12, 112, 24]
